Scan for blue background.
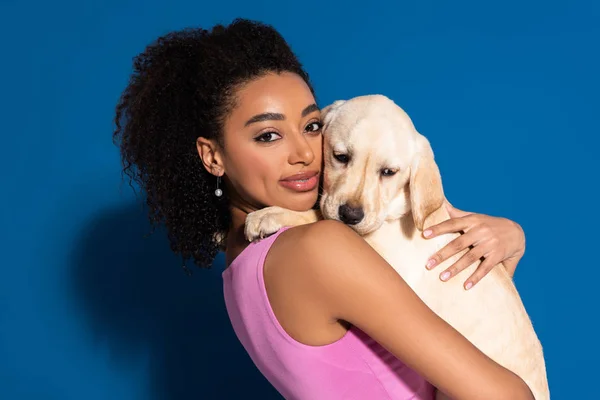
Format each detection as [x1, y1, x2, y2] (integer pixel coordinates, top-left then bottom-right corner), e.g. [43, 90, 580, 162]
[1, 0, 598, 399]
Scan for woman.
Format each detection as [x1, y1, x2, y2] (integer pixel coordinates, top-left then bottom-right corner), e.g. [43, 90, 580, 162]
[113, 19, 531, 399]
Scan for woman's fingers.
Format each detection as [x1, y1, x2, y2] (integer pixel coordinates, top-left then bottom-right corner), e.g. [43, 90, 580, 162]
[463, 255, 502, 290]
[430, 237, 501, 290]
[423, 215, 472, 239]
[422, 203, 524, 286]
[426, 230, 479, 270]
[437, 244, 489, 284]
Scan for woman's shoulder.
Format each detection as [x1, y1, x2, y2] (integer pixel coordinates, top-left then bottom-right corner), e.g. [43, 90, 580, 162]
[281, 219, 362, 245]
[265, 220, 380, 284]
[271, 220, 368, 261]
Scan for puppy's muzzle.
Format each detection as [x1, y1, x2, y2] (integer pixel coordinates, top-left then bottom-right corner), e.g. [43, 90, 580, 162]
[338, 204, 364, 225]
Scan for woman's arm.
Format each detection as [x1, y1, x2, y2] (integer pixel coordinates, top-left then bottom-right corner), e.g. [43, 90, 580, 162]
[287, 220, 533, 400]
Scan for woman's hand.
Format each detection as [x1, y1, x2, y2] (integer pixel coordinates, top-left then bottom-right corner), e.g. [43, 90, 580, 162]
[423, 201, 526, 290]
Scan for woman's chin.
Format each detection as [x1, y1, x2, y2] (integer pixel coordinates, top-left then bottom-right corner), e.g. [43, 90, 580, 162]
[279, 193, 320, 212]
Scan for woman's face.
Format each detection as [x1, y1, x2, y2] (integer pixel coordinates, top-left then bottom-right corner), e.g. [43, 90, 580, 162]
[210, 72, 323, 213]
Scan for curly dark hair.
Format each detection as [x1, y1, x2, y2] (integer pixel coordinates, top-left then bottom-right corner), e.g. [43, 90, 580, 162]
[112, 18, 315, 269]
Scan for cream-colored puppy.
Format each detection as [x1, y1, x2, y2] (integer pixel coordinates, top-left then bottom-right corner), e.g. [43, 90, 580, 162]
[245, 95, 549, 400]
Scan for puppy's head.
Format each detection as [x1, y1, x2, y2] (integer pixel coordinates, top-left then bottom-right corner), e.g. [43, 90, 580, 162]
[319, 95, 445, 235]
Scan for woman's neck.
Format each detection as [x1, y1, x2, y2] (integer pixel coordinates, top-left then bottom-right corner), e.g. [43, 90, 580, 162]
[225, 206, 251, 266]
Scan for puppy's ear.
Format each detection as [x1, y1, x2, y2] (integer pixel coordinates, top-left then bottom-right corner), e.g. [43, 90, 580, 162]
[320, 100, 346, 127]
[409, 135, 445, 231]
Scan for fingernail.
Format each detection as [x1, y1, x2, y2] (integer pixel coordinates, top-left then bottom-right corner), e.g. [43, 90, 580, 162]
[440, 271, 451, 281]
[465, 282, 473, 290]
[426, 259, 436, 269]
[423, 229, 433, 238]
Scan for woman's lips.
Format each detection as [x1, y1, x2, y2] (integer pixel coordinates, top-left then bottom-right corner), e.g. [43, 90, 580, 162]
[279, 171, 319, 192]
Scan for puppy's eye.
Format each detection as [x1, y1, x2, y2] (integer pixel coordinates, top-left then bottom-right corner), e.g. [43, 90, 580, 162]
[333, 153, 350, 164]
[381, 168, 398, 177]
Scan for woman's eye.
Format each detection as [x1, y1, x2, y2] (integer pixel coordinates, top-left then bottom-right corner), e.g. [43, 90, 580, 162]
[255, 132, 282, 142]
[333, 153, 350, 164]
[305, 121, 323, 133]
[381, 168, 398, 177]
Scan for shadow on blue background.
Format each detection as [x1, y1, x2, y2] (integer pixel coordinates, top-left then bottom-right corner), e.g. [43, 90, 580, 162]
[70, 202, 281, 399]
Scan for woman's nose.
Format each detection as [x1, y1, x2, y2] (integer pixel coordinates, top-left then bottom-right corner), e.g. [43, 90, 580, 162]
[289, 135, 315, 165]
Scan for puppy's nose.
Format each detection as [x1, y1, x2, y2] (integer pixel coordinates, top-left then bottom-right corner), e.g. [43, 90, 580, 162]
[338, 204, 364, 225]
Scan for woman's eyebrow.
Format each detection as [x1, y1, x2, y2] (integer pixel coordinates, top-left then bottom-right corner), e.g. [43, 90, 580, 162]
[244, 103, 319, 126]
[245, 112, 284, 126]
[301, 103, 319, 117]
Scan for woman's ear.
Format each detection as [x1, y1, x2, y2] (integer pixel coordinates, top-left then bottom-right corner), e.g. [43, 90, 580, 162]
[196, 137, 224, 176]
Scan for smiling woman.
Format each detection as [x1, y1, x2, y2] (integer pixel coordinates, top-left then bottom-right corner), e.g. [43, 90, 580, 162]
[113, 18, 533, 400]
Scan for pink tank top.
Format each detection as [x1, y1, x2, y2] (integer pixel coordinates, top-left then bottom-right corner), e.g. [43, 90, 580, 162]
[222, 227, 436, 399]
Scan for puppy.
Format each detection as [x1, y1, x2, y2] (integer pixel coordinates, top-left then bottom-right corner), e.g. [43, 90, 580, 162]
[245, 95, 549, 400]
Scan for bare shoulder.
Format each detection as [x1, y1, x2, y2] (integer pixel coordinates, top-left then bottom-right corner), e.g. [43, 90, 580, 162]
[273, 219, 368, 254]
[267, 219, 376, 275]
[265, 219, 395, 312]
[263, 219, 382, 311]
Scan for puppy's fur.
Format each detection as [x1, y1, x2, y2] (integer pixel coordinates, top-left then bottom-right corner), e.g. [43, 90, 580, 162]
[245, 95, 549, 399]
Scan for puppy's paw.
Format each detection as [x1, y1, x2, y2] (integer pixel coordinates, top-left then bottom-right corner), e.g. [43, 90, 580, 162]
[244, 207, 292, 242]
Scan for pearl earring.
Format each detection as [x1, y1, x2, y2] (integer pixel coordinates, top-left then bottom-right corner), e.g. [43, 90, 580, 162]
[215, 176, 223, 197]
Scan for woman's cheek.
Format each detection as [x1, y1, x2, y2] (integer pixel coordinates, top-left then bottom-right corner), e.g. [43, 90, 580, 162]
[246, 151, 276, 173]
